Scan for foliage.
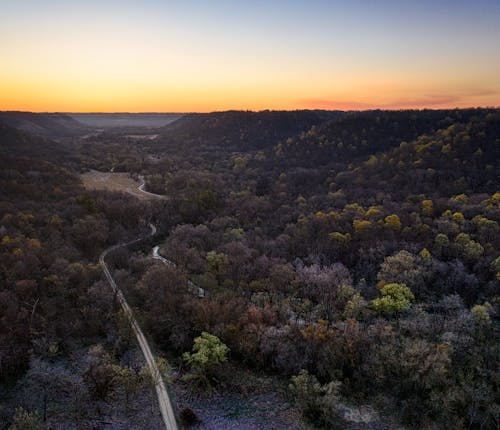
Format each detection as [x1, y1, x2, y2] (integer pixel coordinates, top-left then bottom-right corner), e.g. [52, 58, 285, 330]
[289, 370, 344, 428]
[182, 332, 229, 389]
[372, 283, 414, 316]
[8, 408, 42, 430]
[2, 109, 499, 429]
[471, 303, 492, 326]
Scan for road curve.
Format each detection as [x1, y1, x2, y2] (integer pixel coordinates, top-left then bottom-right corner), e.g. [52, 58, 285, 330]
[138, 175, 167, 199]
[152, 246, 205, 298]
[100, 224, 178, 430]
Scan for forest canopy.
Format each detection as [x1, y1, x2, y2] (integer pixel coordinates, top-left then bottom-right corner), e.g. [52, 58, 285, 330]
[0, 108, 499, 429]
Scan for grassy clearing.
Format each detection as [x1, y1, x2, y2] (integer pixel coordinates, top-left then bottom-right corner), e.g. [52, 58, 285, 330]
[80, 170, 151, 200]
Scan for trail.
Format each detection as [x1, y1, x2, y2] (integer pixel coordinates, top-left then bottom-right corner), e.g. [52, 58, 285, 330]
[99, 224, 178, 430]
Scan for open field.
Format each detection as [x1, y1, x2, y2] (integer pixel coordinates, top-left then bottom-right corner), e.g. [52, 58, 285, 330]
[81, 170, 152, 200]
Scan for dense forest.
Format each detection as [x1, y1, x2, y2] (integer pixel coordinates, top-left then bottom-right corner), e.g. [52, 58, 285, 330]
[0, 109, 498, 429]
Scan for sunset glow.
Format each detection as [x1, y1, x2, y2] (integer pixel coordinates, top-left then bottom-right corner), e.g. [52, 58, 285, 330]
[1, 0, 499, 112]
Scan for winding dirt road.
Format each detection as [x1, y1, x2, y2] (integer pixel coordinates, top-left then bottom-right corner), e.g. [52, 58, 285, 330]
[152, 246, 205, 298]
[138, 175, 167, 199]
[100, 224, 178, 430]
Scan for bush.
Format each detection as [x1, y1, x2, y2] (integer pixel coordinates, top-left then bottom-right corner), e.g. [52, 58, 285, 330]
[289, 370, 345, 428]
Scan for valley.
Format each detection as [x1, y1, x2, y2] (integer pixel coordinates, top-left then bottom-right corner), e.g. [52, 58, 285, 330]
[0, 109, 499, 430]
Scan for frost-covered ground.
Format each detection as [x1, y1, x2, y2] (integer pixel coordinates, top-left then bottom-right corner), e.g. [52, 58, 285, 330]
[173, 367, 308, 430]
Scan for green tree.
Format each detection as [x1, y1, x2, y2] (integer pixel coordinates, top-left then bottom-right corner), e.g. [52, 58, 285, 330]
[182, 332, 229, 390]
[206, 251, 227, 285]
[454, 233, 484, 262]
[372, 283, 414, 316]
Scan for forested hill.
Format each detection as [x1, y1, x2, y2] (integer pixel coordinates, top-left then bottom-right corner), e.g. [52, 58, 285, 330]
[159, 109, 342, 150]
[0, 111, 90, 138]
[272, 108, 498, 167]
[333, 112, 500, 198]
[0, 122, 70, 160]
[1, 108, 499, 429]
[0, 121, 145, 386]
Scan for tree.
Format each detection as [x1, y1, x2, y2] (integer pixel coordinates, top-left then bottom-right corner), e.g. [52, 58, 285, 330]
[71, 215, 108, 258]
[206, 251, 227, 285]
[372, 283, 414, 316]
[83, 344, 118, 400]
[8, 408, 42, 430]
[471, 303, 492, 326]
[328, 232, 351, 250]
[182, 332, 229, 390]
[289, 370, 344, 428]
[343, 293, 368, 320]
[422, 199, 434, 217]
[490, 256, 500, 280]
[452, 212, 465, 224]
[377, 250, 424, 293]
[419, 248, 432, 261]
[434, 233, 450, 257]
[353, 220, 372, 236]
[115, 365, 143, 412]
[454, 233, 484, 262]
[385, 214, 402, 231]
[299, 263, 353, 320]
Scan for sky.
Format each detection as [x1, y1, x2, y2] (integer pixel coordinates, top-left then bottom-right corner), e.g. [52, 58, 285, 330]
[1, 0, 499, 112]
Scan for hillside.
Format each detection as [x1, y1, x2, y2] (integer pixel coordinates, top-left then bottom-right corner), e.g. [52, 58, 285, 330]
[1, 109, 499, 430]
[0, 111, 90, 138]
[333, 112, 500, 198]
[0, 122, 70, 160]
[272, 108, 496, 167]
[159, 110, 342, 150]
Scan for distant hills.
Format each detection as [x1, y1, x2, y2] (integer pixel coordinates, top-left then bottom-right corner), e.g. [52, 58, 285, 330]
[68, 113, 184, 128]
[0, 122, 70, 160]
[159, 110, 342, 150]
[0, 111, 185, 136]
[0, 111, 90, 138]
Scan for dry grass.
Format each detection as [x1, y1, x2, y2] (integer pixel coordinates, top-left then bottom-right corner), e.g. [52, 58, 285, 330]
[80, 170, 152, 200]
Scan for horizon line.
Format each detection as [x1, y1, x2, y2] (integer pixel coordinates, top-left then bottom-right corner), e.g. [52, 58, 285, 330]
[1, 106, 500, 115]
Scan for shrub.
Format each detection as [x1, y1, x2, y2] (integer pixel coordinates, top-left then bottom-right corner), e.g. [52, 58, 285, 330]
[289, 369, 345, 428]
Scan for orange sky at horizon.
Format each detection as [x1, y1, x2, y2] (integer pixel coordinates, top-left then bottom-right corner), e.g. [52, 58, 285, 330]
[2, 77, 498, 113]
